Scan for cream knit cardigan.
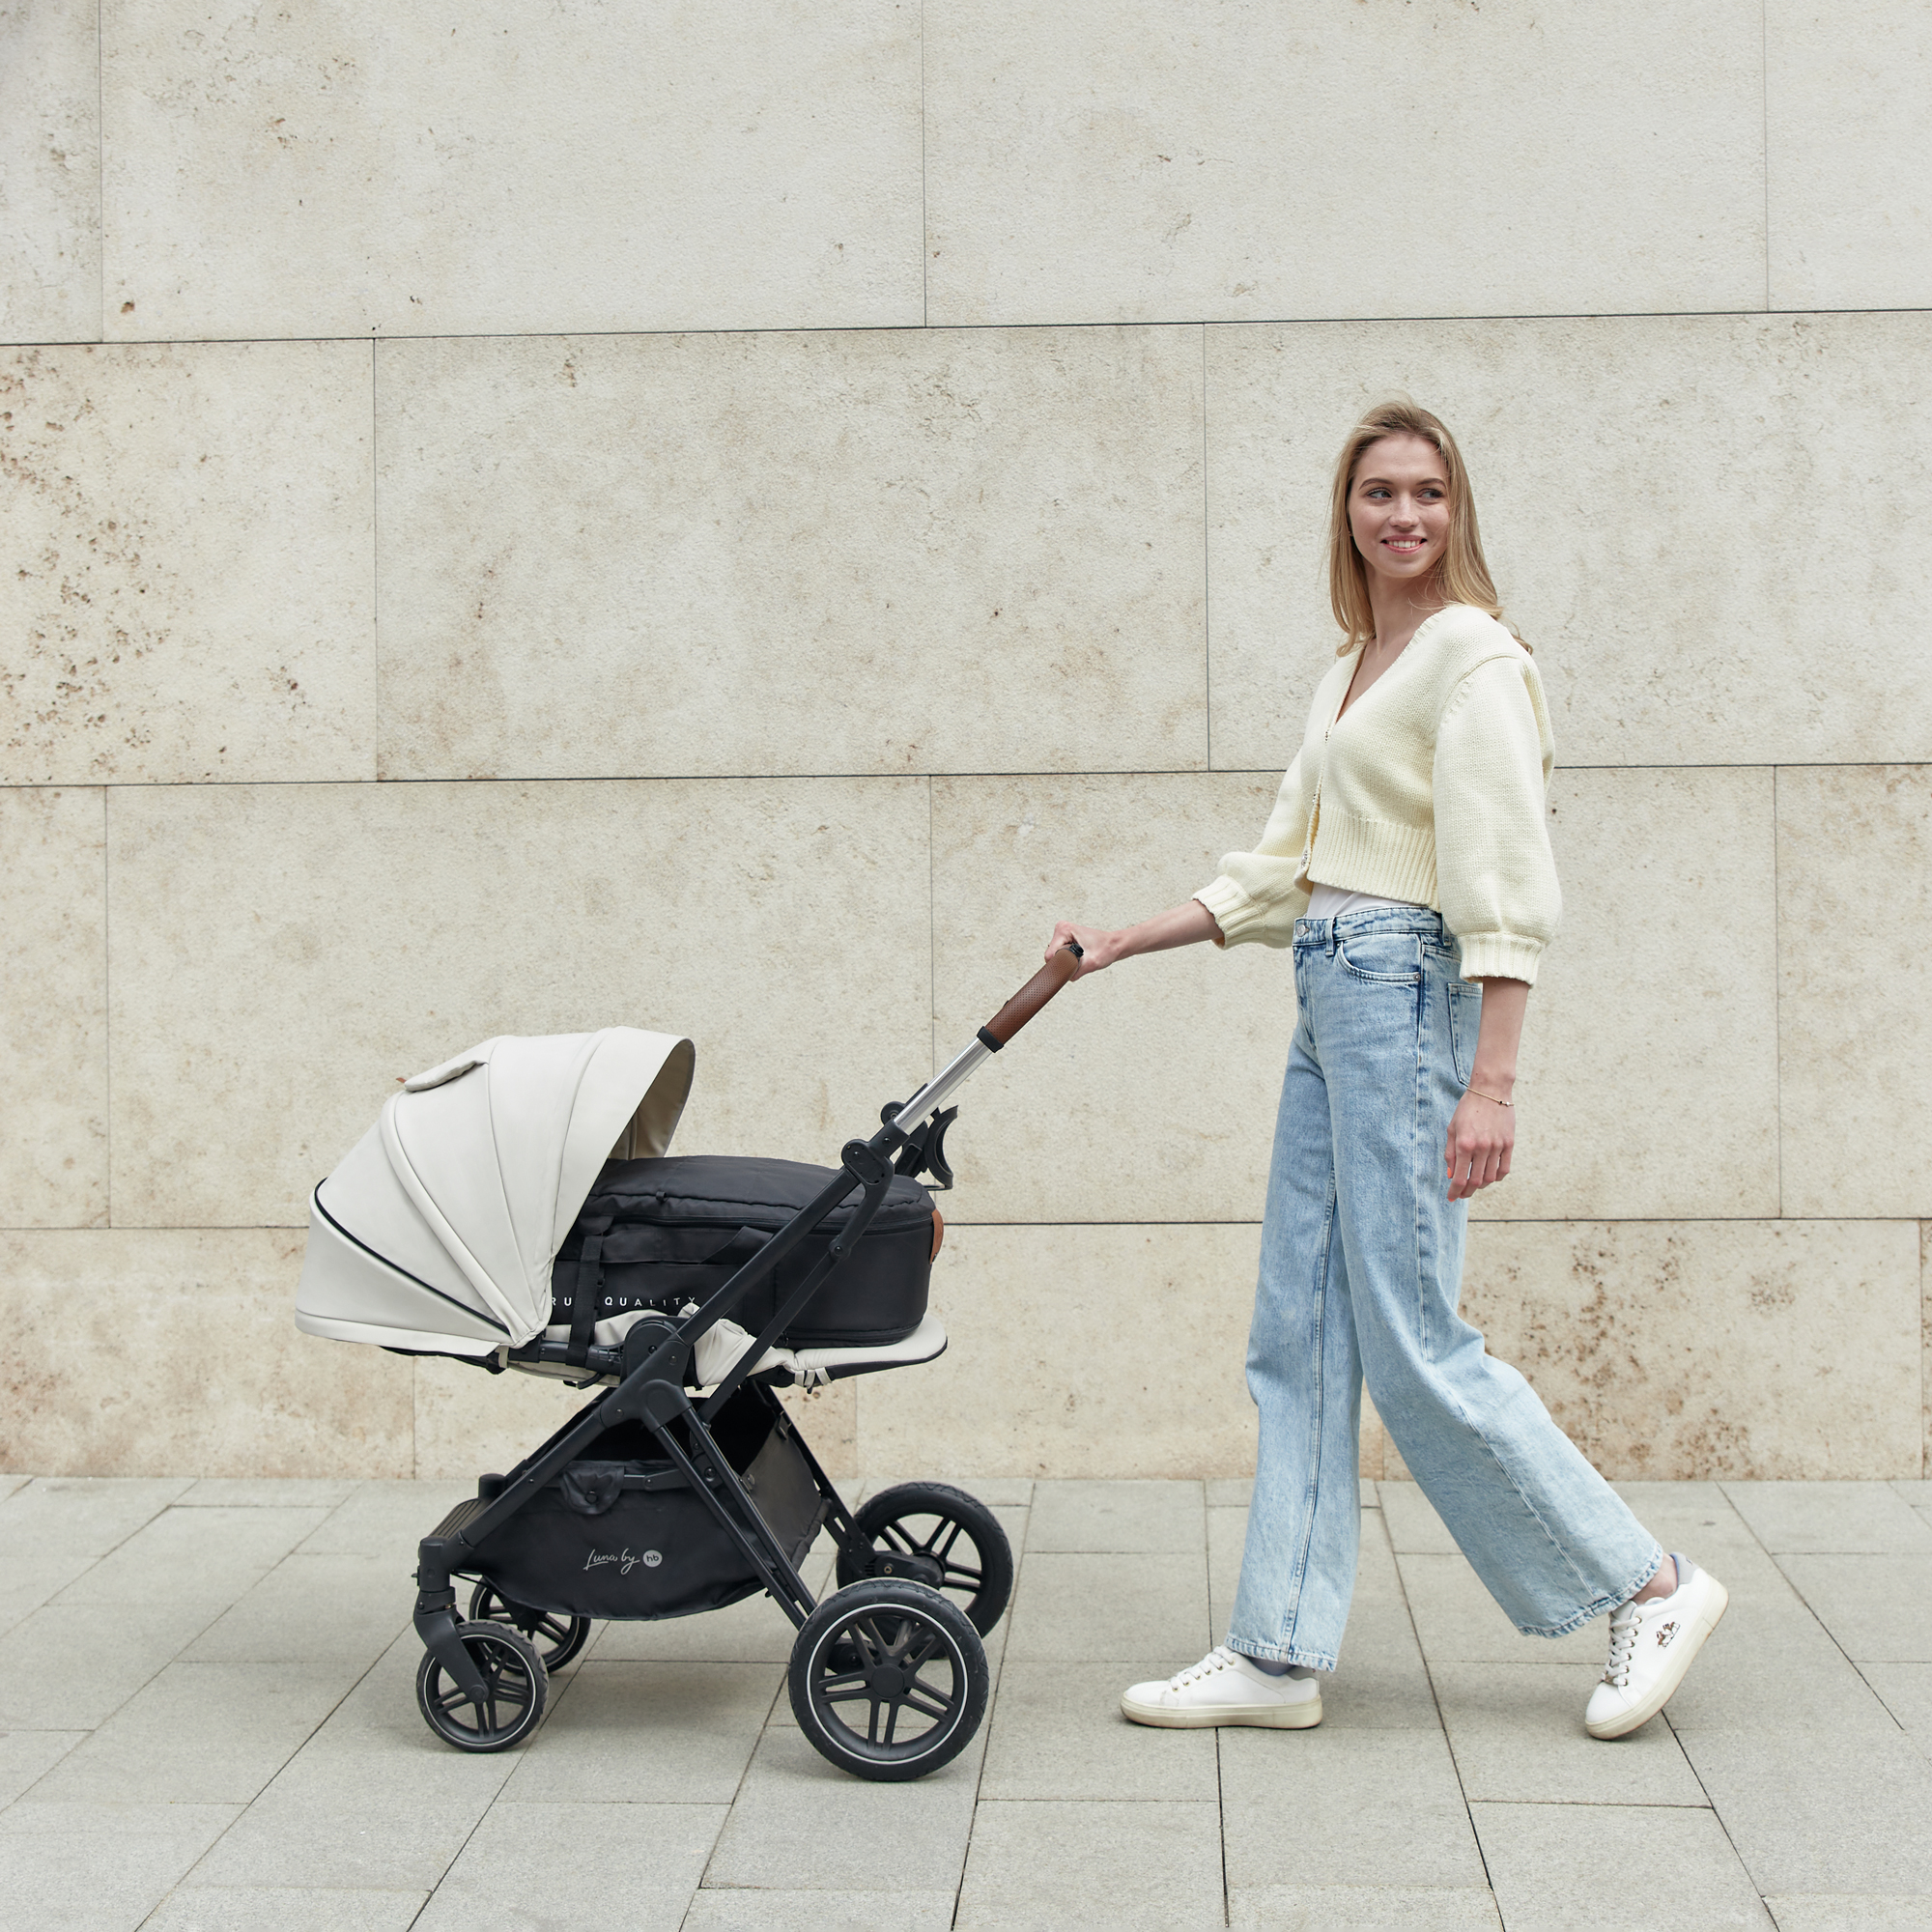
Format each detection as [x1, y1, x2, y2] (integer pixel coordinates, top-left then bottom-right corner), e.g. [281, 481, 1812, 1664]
[1194, 604, 1560, 983]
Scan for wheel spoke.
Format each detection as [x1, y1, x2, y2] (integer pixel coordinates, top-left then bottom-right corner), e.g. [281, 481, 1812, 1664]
[932, 1520, 965, 1564]
[906, 1683, 955, 1721]
[940, 1561, 982, 1589]
[882, 1698, 901, 1747]
[879, 1523, 917, 1558]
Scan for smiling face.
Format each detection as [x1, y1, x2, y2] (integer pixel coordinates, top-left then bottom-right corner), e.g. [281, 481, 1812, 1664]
[1348, 433, 1451, 594]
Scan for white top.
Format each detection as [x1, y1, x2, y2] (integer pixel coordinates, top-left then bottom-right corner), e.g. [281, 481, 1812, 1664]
[1304, 882, 1424, 921]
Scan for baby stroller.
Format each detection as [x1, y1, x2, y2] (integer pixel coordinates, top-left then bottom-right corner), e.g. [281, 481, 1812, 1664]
[294, 945, 1081, 1780]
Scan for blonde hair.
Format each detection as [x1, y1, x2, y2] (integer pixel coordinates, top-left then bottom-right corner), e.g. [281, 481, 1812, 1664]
[1325, 400, 1523, 653]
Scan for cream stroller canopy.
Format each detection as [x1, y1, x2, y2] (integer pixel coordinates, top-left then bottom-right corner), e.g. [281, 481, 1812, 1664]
[297, 1029, 696, 1356]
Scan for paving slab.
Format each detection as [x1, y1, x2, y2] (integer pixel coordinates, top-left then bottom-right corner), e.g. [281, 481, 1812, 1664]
[1431, 1660, 1707, 1804]
[183, 1552, 411, 1670]
[701, 1724, 980, 1892]
[977, 1659, 1218, 1801]
[0, 1475, 29, 1505]
[681, 1890, 956, 1929]
[1610, 1483, 1773, 1568]
[1858, 1661, 1932, 1757]
[292, 1481, 473, 1558]
[1394, 1552, 1605, 1665]
[177, 1480, 363, 1510]
[1678, 1730, 1932, 1895]
[0, 1798, 240, 1931]
[0, 1476, 192, 1559]
[1207, 1479, 1378, 1510]
[145, 1886, 430, 1930]
[1003, 1552, 1209, 1662]
[1723, 1483, 1932, 1554]
[1654, 1560, 1899, 1736]
[1379, 1482, 1460, 1554]
[52, 1504, 330, 1607]
[1027, 1480, 1205, 1553]
[412, 1800, 724, 1932]
[1472, 1800, 1772, 1930]
[1229, 1886, 1503, 1928]
[1208, 1503, 1247, 1638]
[0, 1552, 98, 1638]
[0, 1598, 227, 1730]
[1763, 1898, 1932, 1931]
[183, 1638, 521, 1891]
[498, 1661, 781, 1804]
[955, 1799, 1224, 1928]
[30, 1659, 355, 1805]
[1220, 1725, 1488, 1890]
[1773, 1554, 1932, 1660]
[0, 1728, 85, 1806]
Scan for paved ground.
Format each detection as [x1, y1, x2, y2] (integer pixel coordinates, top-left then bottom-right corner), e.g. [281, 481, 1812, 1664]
[3, 1471, 1932, 1929]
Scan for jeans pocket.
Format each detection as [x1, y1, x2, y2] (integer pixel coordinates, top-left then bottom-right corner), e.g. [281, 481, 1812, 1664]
[1447, 980, 1483, 1085]
[1337, 931, 1423, 985]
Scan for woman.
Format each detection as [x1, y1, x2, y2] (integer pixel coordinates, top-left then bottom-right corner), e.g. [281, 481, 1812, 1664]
[1048, 402, 1725, 1741]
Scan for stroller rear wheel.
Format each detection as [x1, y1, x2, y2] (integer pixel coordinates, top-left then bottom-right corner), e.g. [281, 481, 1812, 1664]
[789, 1579, 988, 1781]
[468, 1581, 593, 1670]
[415, 1621, 548, 1752]
[837, 1482, 1013, 1634]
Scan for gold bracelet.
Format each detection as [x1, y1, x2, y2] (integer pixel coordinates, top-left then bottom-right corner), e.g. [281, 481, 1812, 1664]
[1466, 1086, 1514, 1108]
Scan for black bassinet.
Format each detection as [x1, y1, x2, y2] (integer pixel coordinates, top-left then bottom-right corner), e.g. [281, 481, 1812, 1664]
[553, 1154, 937, 1351]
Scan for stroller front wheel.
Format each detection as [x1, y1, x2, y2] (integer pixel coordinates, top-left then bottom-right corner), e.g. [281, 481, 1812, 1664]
[415, 1621, 548, 1753]
[789, 1579, 988, 1782]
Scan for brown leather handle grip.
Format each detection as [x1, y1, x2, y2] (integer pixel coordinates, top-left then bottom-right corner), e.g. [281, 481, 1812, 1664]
[980, 943, 1083, 1046]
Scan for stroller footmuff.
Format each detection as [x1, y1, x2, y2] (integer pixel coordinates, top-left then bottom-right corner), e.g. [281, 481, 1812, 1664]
[294, 947, 1081, 1779]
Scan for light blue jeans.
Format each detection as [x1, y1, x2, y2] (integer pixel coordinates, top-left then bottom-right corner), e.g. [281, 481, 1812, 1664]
[1227, 906, 1661, 1671]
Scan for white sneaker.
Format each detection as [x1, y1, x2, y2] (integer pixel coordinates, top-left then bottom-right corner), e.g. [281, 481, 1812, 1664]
[1585, 1552, 1728, 1740]
[1122, 1646, 1322, 1729]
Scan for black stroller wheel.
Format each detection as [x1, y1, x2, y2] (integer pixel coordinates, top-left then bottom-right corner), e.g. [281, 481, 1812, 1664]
[789, 1579, 988, 1782]
[468, 1581, 593, 1670]
[415, 1622, 548, 1753]
[837, 1482, 1013, 1634]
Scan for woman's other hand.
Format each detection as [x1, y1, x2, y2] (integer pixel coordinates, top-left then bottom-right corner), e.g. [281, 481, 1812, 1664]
[1445, 1091, 1514, 1201]
[1446, 975, 1527, 1201]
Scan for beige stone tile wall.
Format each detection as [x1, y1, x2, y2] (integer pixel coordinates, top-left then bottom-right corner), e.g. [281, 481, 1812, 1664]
[924, 0, 1766, 324]
[4, 4, 1928, 1484]
[374, 327, 1208, 781]
[0, 787, 107, 1227]
[0, 0, 99, 343]
[99, 0, 923, 340]
[1, 342, 375, 785]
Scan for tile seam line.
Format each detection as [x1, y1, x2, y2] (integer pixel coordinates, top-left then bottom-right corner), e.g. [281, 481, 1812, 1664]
[14, 761, 1922, 793]
[32, 304, 1932, 348]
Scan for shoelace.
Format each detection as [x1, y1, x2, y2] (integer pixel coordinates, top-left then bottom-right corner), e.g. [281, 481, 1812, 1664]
[1602, 1602, 1639, 1689]
[1170, 1646, 1240, 1690]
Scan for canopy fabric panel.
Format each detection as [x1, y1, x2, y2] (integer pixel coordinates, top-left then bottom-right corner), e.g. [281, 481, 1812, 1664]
[296, 1028, 695, 1351]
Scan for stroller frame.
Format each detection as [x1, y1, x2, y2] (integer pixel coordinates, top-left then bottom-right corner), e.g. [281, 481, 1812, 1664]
[408, 942, 1083, 1779]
